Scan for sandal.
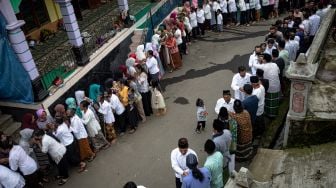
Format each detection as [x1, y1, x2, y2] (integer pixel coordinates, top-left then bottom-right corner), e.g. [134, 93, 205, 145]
[78, 162, 87, 173]
[58, 179, 67, 186]
[88, 154, 96, 162]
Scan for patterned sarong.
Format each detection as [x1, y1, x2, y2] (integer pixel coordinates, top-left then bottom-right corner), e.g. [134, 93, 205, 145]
[265, 92, 280, 117]
[236, 141, 253, 162]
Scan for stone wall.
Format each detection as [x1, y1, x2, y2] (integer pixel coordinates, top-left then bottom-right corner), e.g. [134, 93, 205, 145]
[287, 120, 336, 147]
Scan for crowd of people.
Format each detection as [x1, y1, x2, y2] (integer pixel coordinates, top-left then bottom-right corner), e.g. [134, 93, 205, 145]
[0, 0, 333, 187]
[169, 1, 331, 188]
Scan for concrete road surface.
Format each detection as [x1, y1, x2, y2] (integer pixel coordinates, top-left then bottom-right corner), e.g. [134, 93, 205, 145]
[50, 20, 272, 188]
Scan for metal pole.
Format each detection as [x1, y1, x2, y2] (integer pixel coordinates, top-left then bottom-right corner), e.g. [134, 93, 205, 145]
[149, 9, 155, 39]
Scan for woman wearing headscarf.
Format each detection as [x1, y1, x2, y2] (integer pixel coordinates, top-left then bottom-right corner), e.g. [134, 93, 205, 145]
[229, 100, 253, 162]
[21, 113, 38, 130]
[23, 113, 50, 182]
[182, 153, 211, 188]
[36, 108, 54, 130]
[80, 100, 110, 152]
[165, 32, 183, 71]
[65, 97, 82, 118]
[136, 45, 146, 63]
[89, 84, 101, 103]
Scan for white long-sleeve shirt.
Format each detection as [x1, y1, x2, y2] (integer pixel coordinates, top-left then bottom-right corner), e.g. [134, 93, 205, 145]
[215, 98, 235, 114]
[41, 134, 66, 164]
[252, 85, 265, 116]
[231, 73, 251, 100]
[219, 0, 228, 13]
[9, 145, 37, 176]
[248, 52, 260, 75]
[0, 165, 25, 188]
[81, 108, 102, 137]
[99, 100, 115, 124]
[171, 148, 197, 179]
[228, 0, 237, 12]
[197, 9, 205, 23]
[253, 63, 280, 93]
[146, 56, 160, 75]
[189, 12, 198, 28]
[110, 94, 125, 115]
[54, 123, 74, 146]
[204, 4, 212, 19]
[302, 19, 310, 36]
[70, 114, 88, 140]
[308, 14, 321, 36]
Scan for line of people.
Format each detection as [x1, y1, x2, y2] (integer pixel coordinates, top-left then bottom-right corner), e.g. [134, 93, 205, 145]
[169, 2, 330, 188]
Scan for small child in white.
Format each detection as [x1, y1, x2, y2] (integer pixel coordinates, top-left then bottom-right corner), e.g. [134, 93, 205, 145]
[151, 80, 166, 116]
[195, 98, 208, 133]
[216, 10, 223, 32]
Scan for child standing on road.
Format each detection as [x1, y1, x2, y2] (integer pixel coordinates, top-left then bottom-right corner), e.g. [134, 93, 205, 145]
[195, 98, 208, 133]
[151, 80, 166, 116]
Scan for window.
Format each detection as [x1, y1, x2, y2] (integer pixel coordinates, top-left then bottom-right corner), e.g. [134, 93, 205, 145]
[16, 0, 50, 33]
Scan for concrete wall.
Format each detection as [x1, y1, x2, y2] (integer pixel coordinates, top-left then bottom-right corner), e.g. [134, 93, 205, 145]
[46, 34, 132, 116]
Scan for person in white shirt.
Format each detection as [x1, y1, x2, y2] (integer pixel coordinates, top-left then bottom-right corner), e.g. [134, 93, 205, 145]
[302, 13, 310, 36]
[54, 117, 86, 173]
[248, 45, 262, 75]
[171, 138, 197, 188]
[231, 66, 251, 101]
[0, 165, 25, 188]
[80, 100, 110, 151]
[264, 38, 276, 55]
[109, 90, 127, 135]
[249, 0, 256, 22]
[0, 137, 39, 187]
[211, 0, 221, 30]
[228, 0, 237, 25]
[189, 8, 198, 38]
[173, 26, 184, 58]
[145, 50, 160, 83]
[32, 130, 68, 186]
[252, 53, 280, 117]
[238, 0, 247, 26]
[216, 10, 223, 32]
[197, 7, 205, 35]
[204, 1, 212, 29]
[308, 9, 321, 44]
[215, 90, 235, 114]
[98, 94, 117, 143]
[66, 109, 95, 162]
[219, 0, 228, 26]
[250, 76, 265, 138]
[288, 34, 299, 61]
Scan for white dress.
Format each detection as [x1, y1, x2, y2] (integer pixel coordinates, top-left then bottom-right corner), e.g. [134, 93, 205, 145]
[151, 88, 166, 109]
[81, 108, 102, 137]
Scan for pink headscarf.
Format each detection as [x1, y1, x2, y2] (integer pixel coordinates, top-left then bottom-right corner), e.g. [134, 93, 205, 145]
[36, 108, 45, 118]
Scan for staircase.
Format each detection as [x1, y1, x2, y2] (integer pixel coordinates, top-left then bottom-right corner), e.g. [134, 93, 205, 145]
[0, 110, 21, 141]
[129, 29, 145, 53]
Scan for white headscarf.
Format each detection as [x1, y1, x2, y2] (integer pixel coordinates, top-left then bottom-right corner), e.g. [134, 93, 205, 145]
[136, 45, 146, 60]
[126, 57, 136, 67]
[75, 90, 85, 106]
[145, 42, 153, 52]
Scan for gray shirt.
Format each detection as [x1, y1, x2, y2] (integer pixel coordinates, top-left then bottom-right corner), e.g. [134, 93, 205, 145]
[212, 129, 232, 166]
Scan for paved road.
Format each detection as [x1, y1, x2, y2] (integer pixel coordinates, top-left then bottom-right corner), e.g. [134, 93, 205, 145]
[50, 21, 272, 188]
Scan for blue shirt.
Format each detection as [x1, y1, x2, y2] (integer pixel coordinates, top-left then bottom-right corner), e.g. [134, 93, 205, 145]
[182, 167, 211, 188]
[242, 95, 258, 124]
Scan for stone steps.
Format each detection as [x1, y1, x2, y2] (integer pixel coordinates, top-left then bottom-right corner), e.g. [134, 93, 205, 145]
[0, 110, 21, 140]
[129, 29, 145, 53]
